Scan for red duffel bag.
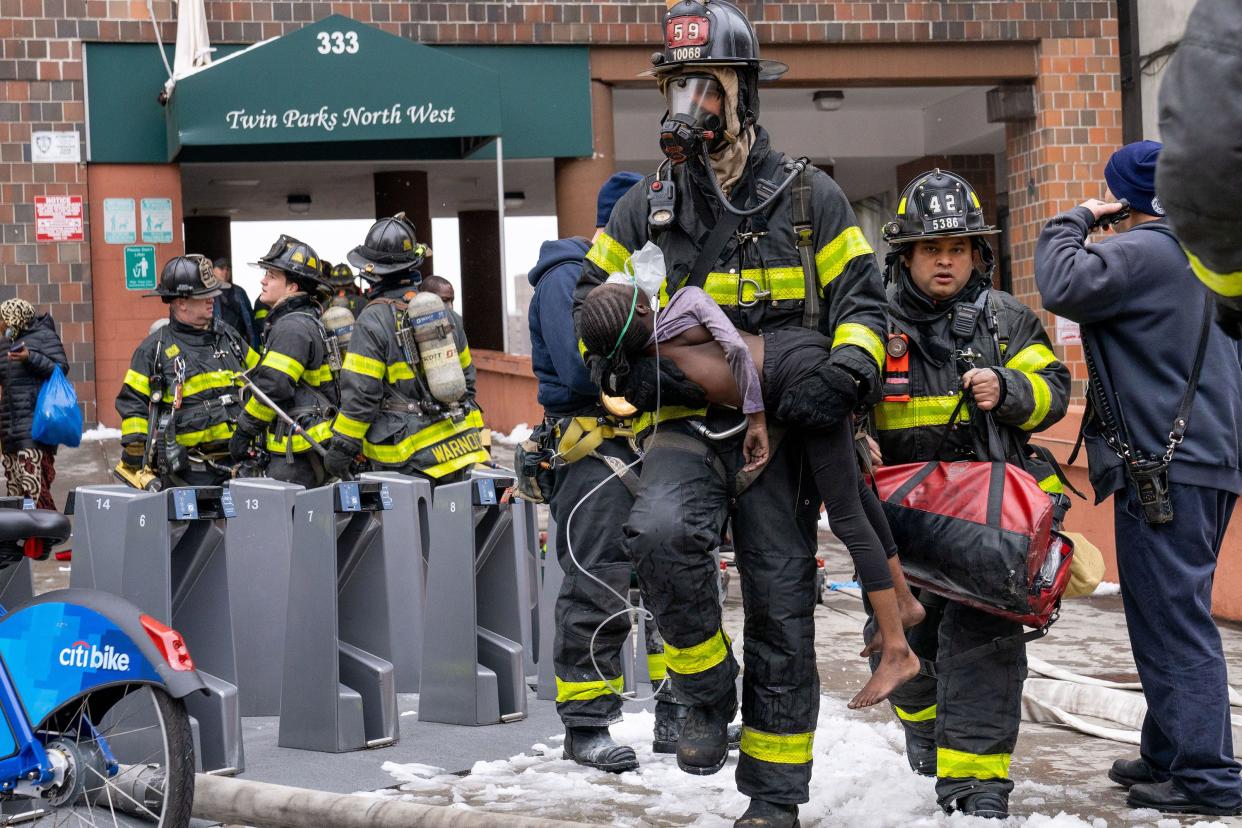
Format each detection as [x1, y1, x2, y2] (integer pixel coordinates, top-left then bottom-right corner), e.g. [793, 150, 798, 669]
[873, 455, 1074, 629]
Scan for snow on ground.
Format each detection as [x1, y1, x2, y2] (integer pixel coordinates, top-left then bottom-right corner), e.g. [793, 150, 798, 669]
[80, 425, 122, 442]
[377, 696, 1227, 827]
[494, 423, 534, 445]
[1092, 582, 1121, 597]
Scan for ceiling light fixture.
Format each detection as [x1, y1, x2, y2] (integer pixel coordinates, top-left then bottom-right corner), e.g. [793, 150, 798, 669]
[210, 178, 261, 187]
[287, 194, 312, 215]
[813, 90, 845, 112]
[503, 191, 526, 210]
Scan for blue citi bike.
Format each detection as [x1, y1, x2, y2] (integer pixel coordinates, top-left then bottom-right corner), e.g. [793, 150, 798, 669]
[0, 508, 202, 826]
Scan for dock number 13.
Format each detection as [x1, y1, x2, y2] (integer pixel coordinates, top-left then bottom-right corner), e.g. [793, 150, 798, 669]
[317, 31, 359, 55]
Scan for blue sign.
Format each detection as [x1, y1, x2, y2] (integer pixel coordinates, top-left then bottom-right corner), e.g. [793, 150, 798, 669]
[172, 489, 198, 521]
[337, 482, 361, 512]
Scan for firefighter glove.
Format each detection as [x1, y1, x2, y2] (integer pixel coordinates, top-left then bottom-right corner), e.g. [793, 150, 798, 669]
[622, 357, 708, 412]
[324, 438, 359, 481]
[228, 429, 255, 464]
[776, 363, 859, 430]
[120, 443, 145, 469]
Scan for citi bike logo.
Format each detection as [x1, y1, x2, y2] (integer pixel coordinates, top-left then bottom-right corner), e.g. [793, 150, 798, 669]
[58, 640, 131, 672]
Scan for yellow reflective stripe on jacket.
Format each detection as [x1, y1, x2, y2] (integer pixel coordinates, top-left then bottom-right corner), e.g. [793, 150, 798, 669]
[1038, 473, 1065, 495]
[937, 747, 1011, 780]
[874, 395, 969, 431]
[832, 322, 885, 370]
[816, 226, 874, 289]
[175, 421, 233, 447]
[632, 405, 709, 436]
[244, 347, 260, 370]
[181, 370, 239, 398]
[302, 363, 334, 387]
[1019, 373, 1052, 431]
[243, 396, 276, 422]
[266, 420, 333, 454]
[260, 350, 304, 382]
[585, 232, 632, 276]
[362, 409, 486, 469]
[1004, 343, 1058, 375]
[894, 703, 937, 723]
[647, 652, 668, 682]
[386, 361, 416, 383]
[124, 369, 150, 397]
[459, 346, 472, 368]
[254, 307, 269, 320]
[555, 675, 624, 703]
[663, 628, 730, 676]
[700, 267, 809, 305]
[121, 417, 148, 437]
[739, 727, 814, 765]
[1186, 248, 1242, 298]
[333, 412, 370, 440]
[343, 351, 385, 380]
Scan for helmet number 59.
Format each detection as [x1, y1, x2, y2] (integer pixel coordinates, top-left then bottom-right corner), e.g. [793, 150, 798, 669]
[317, 31, 360, 55]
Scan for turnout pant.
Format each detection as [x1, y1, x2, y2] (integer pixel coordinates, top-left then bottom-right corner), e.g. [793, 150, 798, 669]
[1114, 482, 1241, 809]
[626, 420, 819, 804]
[550, 433, 672, 727]
[873, 593, 1027, 810]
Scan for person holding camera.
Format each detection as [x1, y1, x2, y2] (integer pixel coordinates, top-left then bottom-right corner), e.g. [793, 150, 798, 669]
[1036, 140, 1242, 818]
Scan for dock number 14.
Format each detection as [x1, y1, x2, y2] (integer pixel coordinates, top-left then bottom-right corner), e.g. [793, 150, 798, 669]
[317, 31, 359, 55]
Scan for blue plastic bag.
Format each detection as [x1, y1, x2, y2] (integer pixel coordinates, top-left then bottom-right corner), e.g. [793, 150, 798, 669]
[31, 366, 82, 448]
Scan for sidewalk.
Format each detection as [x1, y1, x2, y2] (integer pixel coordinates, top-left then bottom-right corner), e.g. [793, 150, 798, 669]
[31, 441, 1242, 825]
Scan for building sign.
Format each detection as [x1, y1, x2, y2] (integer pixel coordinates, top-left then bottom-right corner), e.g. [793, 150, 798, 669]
[1055, 315, 1081, 345]
[31, 131, 81, 164]
[103, 198, 136, 244]
[34, 196, 84, 242]
[124, 245, 157, 291]
[141, 198, 174, 244]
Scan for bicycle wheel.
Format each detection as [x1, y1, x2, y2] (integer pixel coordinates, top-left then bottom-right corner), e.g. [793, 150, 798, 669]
[1, 684, 195, 827]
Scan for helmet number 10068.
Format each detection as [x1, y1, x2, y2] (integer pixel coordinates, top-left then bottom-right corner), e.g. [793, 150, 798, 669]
[317, 31, 360, 55]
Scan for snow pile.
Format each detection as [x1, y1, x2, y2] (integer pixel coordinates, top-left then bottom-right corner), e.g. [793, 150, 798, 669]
[378, 696, 1196, 826]
[493, 423, 533, 445]
[1092, 582, 1121, 598]
[80, 425, 122, 442]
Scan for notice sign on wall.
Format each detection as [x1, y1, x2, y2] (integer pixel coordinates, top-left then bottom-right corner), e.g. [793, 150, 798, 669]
[103, 198, 136, 244]
[1055, 315, 1081, 345]
[34, 196, 84, 242]
[30, 130, 81, 164]
[124, 245, 157, 291]
[141, 198, 174, 244]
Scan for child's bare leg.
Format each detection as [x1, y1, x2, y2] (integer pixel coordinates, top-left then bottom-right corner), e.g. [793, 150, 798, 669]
[849, 587, 920, 709]
[890, 556, 925, 629]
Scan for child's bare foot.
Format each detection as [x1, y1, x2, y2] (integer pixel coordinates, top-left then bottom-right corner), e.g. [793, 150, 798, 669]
[898, 591, 926, 629]
[848, 645, 920, 709]
[860, 629, 882, 658]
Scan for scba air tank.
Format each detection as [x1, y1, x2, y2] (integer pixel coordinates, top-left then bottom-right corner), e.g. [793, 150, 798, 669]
[406, 292, 467, 405]
[321, 305, 356, 372]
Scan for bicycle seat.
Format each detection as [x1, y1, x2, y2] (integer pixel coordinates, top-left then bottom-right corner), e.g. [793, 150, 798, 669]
[0, 509, 71, 545]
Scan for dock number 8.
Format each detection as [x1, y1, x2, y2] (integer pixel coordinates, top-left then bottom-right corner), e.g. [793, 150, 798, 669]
[317, 31, 359, 55]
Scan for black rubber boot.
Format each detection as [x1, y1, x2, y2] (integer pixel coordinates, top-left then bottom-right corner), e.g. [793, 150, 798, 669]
[1127, 780, 1242, 816]
[652, 701, 687, 754]
[904, 730, 936, 777]
[1109, 757, 1164, 788]
[957, 791, 1009, 819]
[676, 701, 735, 775]
[562, 727, 639, 773]
[734, 799, 800, 827]
[654, 702, 744, 755]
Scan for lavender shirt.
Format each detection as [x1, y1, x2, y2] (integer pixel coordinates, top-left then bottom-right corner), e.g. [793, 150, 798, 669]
[649, 286, 764, 414]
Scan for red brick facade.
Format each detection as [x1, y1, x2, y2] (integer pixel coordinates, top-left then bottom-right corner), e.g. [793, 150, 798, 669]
[0, 0, 1120, 424]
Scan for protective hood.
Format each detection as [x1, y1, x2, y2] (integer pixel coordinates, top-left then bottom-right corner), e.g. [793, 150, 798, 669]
[528, 237, 590, 287]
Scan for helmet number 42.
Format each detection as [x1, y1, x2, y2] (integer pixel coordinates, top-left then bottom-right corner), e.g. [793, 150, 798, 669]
[317, 31, 360, 55]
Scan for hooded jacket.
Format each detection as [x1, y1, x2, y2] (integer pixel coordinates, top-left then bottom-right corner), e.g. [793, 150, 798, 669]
[0, 314, 69, 452]
[331, 278, 485, 478]
[529, 237, 598, 417]
[574, 127, 888, 404]
[1036, 209, 1242, 500]
[117, 316, 257, 460]
[873, 267, 1070, 472]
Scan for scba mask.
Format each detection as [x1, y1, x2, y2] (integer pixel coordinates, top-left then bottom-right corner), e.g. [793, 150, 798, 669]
[659, 74, 726, 163]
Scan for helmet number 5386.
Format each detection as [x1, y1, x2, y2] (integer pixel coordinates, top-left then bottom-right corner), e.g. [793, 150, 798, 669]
[317, 31, 359, 55]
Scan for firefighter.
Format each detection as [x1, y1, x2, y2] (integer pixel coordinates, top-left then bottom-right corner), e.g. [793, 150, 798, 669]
[573, 3, 887, 824]
[325, 261, 367, 317]
[325, 214, 486, 485]
[116, 254, 258, 489]
[229, 235, 339, 487]
[867, 170, 1071, 819]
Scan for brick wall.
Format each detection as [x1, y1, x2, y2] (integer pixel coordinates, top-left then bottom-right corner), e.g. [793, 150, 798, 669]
[0, 0, 1119, 423]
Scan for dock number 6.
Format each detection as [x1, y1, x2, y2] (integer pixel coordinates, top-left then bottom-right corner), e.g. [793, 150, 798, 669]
[317, 31, 359, 55]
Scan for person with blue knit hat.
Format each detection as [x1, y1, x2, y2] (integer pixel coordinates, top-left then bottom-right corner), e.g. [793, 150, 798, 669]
[526, 171, 713, 773]
[1036, 141, 1242, 818]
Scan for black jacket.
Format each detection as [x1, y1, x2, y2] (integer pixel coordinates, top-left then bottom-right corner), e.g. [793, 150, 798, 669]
[873, 271, 1070, 471]
[235, 293, 339, 456]
[575, 127, 888, 394]
[1037, 209, 1242, 500]
[215, 283, 258, 349]
[116, 317, 256, 459]
[330, 280, 485, 478]
[529, 237, 598, 417]
[0, 314, 69, 452]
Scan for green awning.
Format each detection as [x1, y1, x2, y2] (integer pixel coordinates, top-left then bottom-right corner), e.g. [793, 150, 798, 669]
[164, 15, 502, 161]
